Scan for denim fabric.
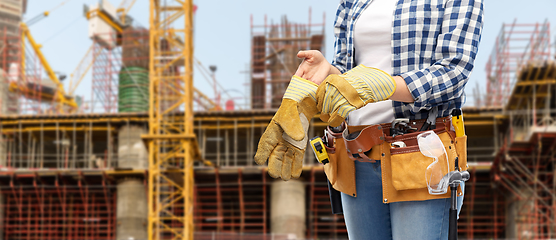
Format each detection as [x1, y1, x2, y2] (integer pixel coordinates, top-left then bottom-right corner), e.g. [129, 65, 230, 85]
[341, 161, 464, 240]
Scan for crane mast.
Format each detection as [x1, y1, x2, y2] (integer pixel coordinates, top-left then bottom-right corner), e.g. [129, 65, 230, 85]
[145, 0, 195, 239]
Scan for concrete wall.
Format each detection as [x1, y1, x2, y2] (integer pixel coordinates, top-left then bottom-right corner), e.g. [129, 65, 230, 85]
[116, 178, 148, 240]
[271, 180, 306, 239]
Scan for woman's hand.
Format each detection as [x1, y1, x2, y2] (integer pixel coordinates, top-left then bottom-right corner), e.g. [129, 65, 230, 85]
[295, 50, 340, 85]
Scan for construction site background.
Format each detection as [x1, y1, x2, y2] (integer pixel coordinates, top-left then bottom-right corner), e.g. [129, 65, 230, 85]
[0, 0, 555, 239]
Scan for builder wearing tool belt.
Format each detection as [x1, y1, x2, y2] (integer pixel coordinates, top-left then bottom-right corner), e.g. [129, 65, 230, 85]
[255, 0, 483, 239]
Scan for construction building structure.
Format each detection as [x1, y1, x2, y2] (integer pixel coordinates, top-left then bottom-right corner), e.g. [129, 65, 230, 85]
[0, 0, 554, 238]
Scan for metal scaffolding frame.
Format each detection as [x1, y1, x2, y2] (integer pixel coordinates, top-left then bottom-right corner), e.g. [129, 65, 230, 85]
[193, 167, 349, 239]
[0, 172, 116, 240]
[490, 53, 556, 239]
[482, 20, 551, 108]
[250, 11, 325, 109]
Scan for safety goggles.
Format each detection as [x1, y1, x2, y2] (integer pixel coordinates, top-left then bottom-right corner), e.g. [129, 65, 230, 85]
[417, 131, 450, 195]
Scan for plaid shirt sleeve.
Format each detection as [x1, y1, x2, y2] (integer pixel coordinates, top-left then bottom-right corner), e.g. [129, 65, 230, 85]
[331, 0, 349, 74]
[397, 0, 484, 115]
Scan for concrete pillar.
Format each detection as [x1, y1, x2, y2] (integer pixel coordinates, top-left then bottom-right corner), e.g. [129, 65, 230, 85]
[505, 192, 517, 239]
[0, 61, 8, 240]
[116, 125, 148, 240]
[116, 178, 148, 240]
[118, 125, 148, 169]
[0, 133, 4, 240]
[506, 188, 535, 239]
[271, 180, 306, 239]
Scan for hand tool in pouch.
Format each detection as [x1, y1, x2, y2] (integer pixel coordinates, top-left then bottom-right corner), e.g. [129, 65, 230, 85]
[310, 135, 343, 214]
[448, 157, 470, 240]
[448, 109, 468, 239]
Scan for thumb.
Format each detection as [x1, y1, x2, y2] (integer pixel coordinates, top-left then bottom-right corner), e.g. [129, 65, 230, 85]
[297, 50, 312, 59]
[274, 99, 306, 141]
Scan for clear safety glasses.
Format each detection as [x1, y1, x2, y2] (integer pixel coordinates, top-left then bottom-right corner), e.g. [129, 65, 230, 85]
[417, 131, 450, 195]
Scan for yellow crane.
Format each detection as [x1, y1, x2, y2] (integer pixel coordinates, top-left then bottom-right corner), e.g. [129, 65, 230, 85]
[143, 0, 197, 239]
[9, 22, 78, 113]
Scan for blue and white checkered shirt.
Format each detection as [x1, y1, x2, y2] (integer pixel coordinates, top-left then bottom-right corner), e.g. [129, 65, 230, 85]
[331, 0, 484, 120]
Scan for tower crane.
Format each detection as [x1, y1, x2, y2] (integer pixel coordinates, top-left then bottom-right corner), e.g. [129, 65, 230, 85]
[8, 22, 78, 113]
[143, 0, 198, 239]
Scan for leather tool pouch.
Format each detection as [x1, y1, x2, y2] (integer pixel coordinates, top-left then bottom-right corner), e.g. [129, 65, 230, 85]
[323, 125, 357, 197]
[323, 117, 468, 203]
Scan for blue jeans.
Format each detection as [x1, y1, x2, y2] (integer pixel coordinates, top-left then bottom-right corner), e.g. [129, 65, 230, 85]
[341, 161, 464, 240]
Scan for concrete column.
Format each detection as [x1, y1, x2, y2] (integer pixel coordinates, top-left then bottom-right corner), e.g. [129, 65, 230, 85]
[118, 125, 148, 169]
[505, 192, 517, 239]
[506, 188, 535, 239]
[116, 178, 148, 240]
[0, 65, 7, 240]
[116, 124, 148, 240]
[271, 180, 306, 239]
[0, 133, 4, 240]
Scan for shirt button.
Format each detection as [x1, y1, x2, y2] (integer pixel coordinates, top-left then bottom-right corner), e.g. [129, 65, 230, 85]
[347, 53, 351, 57]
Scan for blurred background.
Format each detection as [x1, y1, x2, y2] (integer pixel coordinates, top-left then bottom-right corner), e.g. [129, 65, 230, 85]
[0, 0, 554, 239]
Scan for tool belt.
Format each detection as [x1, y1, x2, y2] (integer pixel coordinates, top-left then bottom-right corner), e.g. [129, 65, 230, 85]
[323, 116, 468, 203]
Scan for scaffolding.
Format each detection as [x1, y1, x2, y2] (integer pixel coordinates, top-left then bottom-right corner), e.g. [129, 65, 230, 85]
[194, 167, 349, 239]
[483, 20, 551, 108]
[91, 34, 121, 114]
[489, 21, 556, 239]
[458, 168, 506, 238]
[250, 11, 325, 109]
[0, 172, 116, 240]
[0, 114, 152, 169]
[492, 108, 556, 239]
[1, 21, 82, 115]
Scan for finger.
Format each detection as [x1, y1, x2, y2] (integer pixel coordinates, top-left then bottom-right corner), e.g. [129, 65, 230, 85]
[297, 50, 312, 59]
[291, 147, 305, 178]
[281, 148, 295, 181]
[254, 122, 282, 165]
[268, 143, 287, 178]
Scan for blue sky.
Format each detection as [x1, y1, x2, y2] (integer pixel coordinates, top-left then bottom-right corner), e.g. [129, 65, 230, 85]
[25, 0, 556, 109]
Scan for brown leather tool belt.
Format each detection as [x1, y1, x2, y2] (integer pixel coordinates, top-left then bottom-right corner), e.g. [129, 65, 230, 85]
[325, 116, 453, 162]
[321, 116, 468, 202]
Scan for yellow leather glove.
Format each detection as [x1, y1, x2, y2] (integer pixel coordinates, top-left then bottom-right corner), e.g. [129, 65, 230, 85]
[254, 76, 318, 180]
[317, 64, 396, 127]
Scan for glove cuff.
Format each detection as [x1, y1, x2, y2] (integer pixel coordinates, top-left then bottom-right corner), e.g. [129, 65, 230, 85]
[284, 75, 318, 103]
[344, 64, 396, 102]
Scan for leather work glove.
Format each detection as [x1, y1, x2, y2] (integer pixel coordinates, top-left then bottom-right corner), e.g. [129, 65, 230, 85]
[317, 64, 396, 127]
[255, 76, 319, 180]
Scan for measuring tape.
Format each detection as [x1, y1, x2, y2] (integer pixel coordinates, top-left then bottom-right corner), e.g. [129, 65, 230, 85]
[310, 136, 330, 165]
